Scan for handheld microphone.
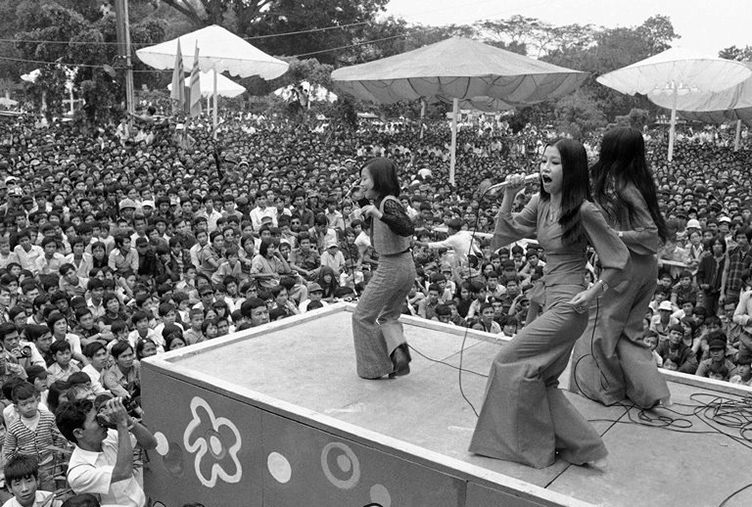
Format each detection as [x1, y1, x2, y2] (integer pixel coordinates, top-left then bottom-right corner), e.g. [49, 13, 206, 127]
[479, 173, 539, 196]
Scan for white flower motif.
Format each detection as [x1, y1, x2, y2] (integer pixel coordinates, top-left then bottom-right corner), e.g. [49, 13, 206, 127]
[183, 396, 242, 487]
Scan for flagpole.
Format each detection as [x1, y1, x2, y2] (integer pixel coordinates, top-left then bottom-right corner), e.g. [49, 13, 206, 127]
[213, 69, 218, 139]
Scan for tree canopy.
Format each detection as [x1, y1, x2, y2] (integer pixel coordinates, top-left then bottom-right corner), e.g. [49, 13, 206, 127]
[0, 0, 711, 134]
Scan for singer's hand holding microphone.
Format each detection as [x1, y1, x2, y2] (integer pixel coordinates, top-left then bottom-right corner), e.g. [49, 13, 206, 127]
[477, 173, 539, 198]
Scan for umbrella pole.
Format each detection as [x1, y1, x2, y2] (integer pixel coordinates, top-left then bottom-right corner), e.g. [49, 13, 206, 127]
[419, 99, 425, 140]
[735, 119, 742, 152]
[668, 85, 677, 162]
[450, 98, 458, 186]
[213, 69, 218, 139]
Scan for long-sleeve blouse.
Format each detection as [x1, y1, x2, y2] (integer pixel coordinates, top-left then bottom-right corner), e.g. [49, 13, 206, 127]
[364, 198, 415, 237]
[492, 193, 629, 288]
[600, 182, 660, 256]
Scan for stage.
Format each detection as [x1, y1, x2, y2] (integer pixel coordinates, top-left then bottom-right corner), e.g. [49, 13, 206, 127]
[141, 304, 752, 506]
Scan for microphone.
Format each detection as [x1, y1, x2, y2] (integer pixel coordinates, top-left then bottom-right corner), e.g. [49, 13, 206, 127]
[478, 173, 539, 196]
[343, 185, 360, 200]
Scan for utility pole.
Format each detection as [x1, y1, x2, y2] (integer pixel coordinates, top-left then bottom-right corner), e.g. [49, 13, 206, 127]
[114, 0, 135, 115]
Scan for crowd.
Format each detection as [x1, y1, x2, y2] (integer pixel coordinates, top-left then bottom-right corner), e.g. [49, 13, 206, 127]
[0, 108, 750, 503]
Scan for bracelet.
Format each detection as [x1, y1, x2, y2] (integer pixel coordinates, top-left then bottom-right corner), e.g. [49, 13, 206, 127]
[596, 279, 609, 293]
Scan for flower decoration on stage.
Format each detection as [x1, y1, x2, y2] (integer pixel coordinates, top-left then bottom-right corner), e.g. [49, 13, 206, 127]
[183, 396, 242, 487]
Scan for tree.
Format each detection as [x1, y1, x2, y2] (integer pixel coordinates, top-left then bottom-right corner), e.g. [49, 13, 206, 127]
[12, 0, 165, 123]
[554, 91, 607, 139]
[160, 0, 390, 66]
[637, 15, 680, 54]
[719, 45, 752, 61]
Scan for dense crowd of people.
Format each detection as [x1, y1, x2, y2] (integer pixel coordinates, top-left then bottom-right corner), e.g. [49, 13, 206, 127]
[0, 108, 750, 501]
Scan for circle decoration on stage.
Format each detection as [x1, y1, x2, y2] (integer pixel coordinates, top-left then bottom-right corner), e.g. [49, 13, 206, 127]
[321, 441, 361, 489]
[183, 396, 243, 487]
[369, 484, 391, 507]
[267, 451, 292, 484]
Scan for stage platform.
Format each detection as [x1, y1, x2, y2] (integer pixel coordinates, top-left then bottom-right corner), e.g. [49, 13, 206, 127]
[141, 304, 752, 506]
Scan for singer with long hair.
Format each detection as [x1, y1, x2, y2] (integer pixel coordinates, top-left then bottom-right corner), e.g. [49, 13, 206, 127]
[569, 127, 671, 409]
[469, 139, 629, 469]
[352, 158, 416, 379]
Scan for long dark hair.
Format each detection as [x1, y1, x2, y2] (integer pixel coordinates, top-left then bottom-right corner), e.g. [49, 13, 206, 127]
[591, 127, 669, 242]
[362, 157, 400, 199]
[539, 139, 591, 245]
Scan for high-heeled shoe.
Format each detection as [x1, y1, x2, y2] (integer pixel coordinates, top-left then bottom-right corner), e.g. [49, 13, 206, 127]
[388, 344, 411, 378]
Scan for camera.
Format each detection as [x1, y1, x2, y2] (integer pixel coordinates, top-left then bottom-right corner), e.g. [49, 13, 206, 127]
[13, 346, 32, 360]
[94, 394, 140, 429]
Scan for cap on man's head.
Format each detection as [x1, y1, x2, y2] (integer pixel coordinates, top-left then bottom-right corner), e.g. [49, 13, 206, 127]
[307, 282, 323, 293]
[686, 219, 701, 229]
[119, 198, 137, 211]
[658, 301, 673, 311]
[708, 338, 726, 351]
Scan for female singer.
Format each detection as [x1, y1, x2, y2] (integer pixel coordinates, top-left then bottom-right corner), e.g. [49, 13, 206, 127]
[570, 127, 670, 409]
[469, 139, 629, 469]
[352, 158, 416, 379]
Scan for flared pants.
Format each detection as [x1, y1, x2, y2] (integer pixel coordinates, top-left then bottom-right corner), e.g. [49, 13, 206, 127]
[469, 284, 607, 468]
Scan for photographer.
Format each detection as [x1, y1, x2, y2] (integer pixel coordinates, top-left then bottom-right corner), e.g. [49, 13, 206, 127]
[0, 323, 44, 383]
[56, 397, 156, 507]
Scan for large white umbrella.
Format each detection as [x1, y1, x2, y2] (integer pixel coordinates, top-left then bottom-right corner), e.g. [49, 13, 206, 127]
[649, 62, 752, 150]
[136, 25, 288, 130]
[597, 47, 752, 160]
[331, 37, 587, 185]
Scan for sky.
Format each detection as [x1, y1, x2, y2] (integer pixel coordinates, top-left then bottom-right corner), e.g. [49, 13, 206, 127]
[384, 0, 752, 56]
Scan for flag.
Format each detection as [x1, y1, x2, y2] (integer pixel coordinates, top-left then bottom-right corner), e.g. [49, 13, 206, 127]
[189, 41, 202, 117]
[170, 39, 185, 115]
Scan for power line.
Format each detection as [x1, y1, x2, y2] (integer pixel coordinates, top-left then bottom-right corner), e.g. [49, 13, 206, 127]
[244, 21, 369, 40]
[0, 55, 104, 69]
[0, 32, 411, 70]
[0, 20, 372, 48]
[292, 33, 409, 58]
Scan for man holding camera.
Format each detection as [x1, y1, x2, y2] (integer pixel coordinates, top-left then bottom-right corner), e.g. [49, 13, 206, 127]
[56, 397, 157, 507]
[0, 322, 45, 383]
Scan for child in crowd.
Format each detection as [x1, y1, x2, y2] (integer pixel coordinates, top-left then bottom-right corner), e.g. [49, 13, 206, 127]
[3, 455, 61, 507]
[46, 342, 80, 385]
[3, 383, 67, 491]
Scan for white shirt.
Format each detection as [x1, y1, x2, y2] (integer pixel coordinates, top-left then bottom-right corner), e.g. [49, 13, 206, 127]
[81, 364, 107, 394]
[426, 230, 481, 266]
[67, 430, 145, 507]
[2, 491, 59, 507]
[249, 206, 277, 230]
[354, 231, 371, 255]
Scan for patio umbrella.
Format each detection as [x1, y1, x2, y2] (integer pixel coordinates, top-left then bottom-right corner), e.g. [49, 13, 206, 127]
[331, 36, 587, 185]
[596, 47, 751, 160]
[137, 25, 288, 131]
[649, 62, 752, 150]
